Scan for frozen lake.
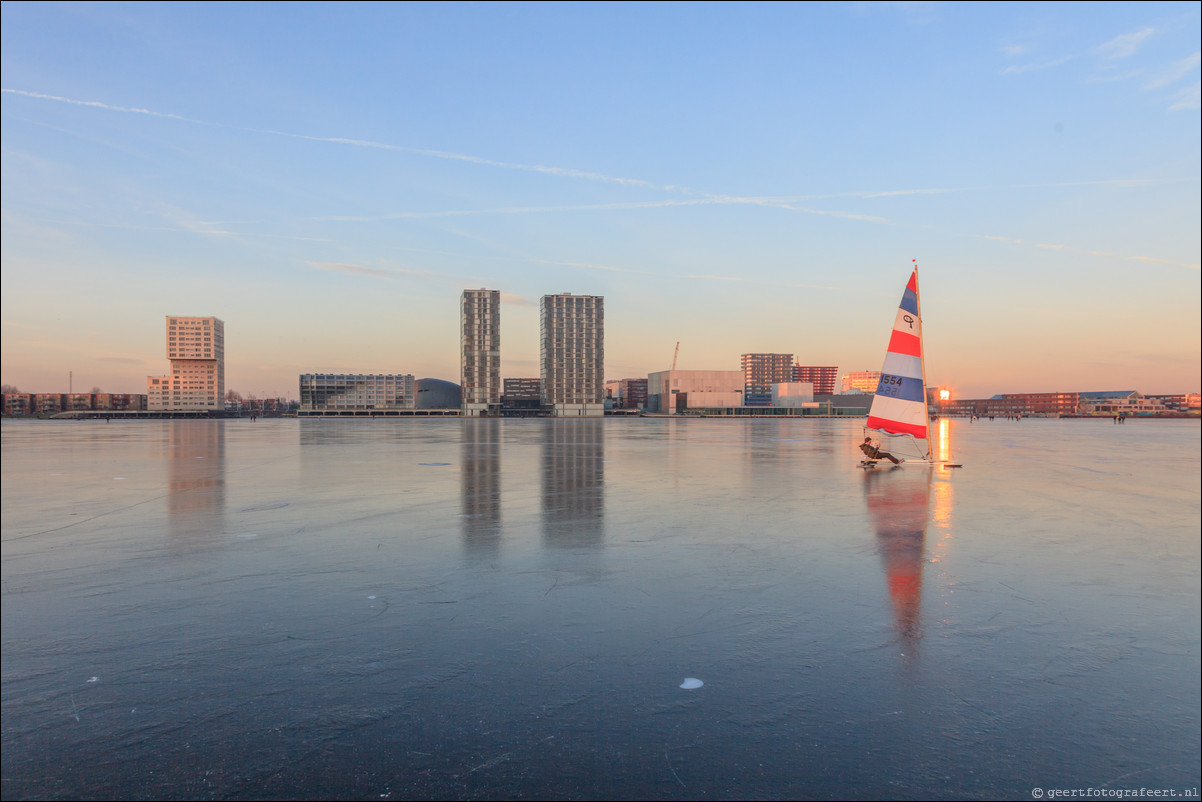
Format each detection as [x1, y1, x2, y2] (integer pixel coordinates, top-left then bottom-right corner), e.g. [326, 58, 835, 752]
[2, 416, 1199, 800]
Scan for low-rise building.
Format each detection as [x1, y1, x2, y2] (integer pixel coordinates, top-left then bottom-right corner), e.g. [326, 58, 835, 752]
[299, 374, 416, 414]
[502, 378, 542, 416]
[2, 393, 34, 415]
[647, 370, 745, 414]
[771, 382, 815, 408]
[1078, 391, 1169, 417]
[605, 378, 648, 410]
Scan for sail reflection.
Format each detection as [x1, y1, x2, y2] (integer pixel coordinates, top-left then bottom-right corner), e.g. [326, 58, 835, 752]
[862, 465, 931, 649]
[461, 419, 502, 557]
[167, 420, 226, 543]
[541, 419, 604, 548]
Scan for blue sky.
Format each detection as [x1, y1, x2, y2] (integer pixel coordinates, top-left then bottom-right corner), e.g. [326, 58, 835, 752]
[2, 1, 1199, 399]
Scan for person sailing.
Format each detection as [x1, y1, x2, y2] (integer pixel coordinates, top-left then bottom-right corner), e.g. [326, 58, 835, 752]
[860, 437, 902, 465]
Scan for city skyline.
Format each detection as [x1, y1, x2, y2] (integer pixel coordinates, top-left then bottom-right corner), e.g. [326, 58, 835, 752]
[2, 3, 1199, 399]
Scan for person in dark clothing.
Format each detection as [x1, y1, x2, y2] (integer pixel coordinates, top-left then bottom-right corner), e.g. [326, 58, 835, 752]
[860, 437, 902, 464]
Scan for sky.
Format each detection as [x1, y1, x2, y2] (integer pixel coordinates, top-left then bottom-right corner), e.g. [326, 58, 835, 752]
[2, 1, 1199, 400]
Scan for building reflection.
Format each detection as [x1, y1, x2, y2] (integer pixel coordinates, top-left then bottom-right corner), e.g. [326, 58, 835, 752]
[461, 419, 502, 557]
[541, 419, 604, 548]
[862, 465, 931, 651]
[167, 420, 226, 543]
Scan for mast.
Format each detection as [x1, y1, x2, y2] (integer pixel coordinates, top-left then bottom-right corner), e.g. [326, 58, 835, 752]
[913, 260, 931, 460]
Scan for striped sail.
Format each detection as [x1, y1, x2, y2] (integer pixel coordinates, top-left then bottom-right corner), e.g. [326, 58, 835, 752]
[867, 268, 928, 440]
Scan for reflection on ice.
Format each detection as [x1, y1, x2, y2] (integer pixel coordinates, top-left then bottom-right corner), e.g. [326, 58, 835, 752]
[1, 417, 1197, 801]
[167, 420, 224, 542]
[461, 419, 501, 556]
[541, 419, 604, 548]
[863, 465, 931, 649]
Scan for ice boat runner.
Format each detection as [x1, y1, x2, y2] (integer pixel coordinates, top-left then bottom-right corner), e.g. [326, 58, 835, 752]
[861, 263, 960, 468]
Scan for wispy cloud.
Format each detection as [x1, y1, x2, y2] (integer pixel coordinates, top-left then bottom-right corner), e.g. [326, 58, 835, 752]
[1144, 51, 1201, 89]
[308, 261, 396, 279]
[20, 216, 331, 243]
[1168, 80, 1201, 110]
[254, 129, 666, 190]
[1002, 56, 1072, 75]
[982, 234, 1199, 270]
[530, 258, 638, 274]
[1, 88, 199, 121]
[680, 274, 839, 290]
[318, 199, 720, 222]
[3, 87, 670, 192]
[1095, 27, 1155, 60]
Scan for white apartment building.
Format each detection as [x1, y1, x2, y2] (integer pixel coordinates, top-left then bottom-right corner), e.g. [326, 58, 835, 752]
[540, 293, 604, 417]
[147, 316, 225, 411]
[461, 289, 501, 416]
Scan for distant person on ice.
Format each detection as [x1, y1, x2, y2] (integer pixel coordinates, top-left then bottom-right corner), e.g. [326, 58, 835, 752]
[861, 437, 902, 464]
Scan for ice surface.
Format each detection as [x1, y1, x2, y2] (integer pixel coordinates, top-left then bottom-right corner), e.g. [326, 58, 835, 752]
[2, 416, 1199, 800]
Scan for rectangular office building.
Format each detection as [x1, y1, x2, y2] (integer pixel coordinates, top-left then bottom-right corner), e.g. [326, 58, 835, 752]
[540, 293, 604, 417]
[299, 374, 416, 413]
[461, 289, 501, 416]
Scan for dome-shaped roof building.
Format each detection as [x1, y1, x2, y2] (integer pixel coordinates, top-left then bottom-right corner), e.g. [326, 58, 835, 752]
[415, 378, 461, 410]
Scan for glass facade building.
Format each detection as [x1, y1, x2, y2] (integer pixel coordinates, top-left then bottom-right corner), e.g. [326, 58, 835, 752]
[299, 374, 416, 412]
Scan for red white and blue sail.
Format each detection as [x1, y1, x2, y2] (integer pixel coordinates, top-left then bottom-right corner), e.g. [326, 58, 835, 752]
[867, 268, 928, 441]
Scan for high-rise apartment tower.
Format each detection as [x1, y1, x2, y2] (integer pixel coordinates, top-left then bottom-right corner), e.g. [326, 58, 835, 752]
[540, 293, 604, 417]
[741, 353, 794, 406]
[147, 316, 225, 411]
[461, 289, 501, 416]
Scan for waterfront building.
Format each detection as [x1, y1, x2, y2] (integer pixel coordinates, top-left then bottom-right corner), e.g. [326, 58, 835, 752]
[2, 393, 148, 416]
[605, 378, 649, 410]
[647, 370, 745, 414]
[841, 371, 881, 394]
[416, 378, 462, 410]
[63, 393, 94, 412]
[299, 374, 416, 414]
[147, 316, 225, 411]
[937, 391, 1178, 418]
[502, 378, 542, 416]
[540, 293, 604, 417]
[96, 394, 147, 412]
[1147, 393, 1201, 414]
[1078, 391, 1169, 417]
[742, 354, 794, 406]
[33, 393, 64, 414]
[772, 382, 815, 408]
[461, 289, 501, 416]
[794, 365, 838, 396]
[2, 393, 34, 415]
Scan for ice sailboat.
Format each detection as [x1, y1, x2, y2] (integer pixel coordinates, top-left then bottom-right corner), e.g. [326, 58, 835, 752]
[861, 263, 959, 467]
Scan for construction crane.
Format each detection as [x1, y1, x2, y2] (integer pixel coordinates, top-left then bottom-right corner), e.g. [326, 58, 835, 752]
[671, 341, 680, 371]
